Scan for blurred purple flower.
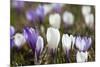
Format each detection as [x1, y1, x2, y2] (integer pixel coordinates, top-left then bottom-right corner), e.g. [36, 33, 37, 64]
[10, 26, 15, 48]
[36, 5, 45, 23]
[23, 27, 39, 53]
[26, 5, 45, 24]
[12, 0, 24, 9]
[26, 10, 38, 22]
[75, 36, 92, 52]
[52, 3, 63, 13]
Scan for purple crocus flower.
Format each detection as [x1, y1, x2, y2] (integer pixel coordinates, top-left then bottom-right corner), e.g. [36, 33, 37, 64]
[52, 3, 63, 13]
[35, 5, 45, 24]
[10, 26, 15, 48]
[23, 27, 39, 54]
[26, 5, 45, 24]
[75, 36, 92, 52]
[26, 9, 38, 23]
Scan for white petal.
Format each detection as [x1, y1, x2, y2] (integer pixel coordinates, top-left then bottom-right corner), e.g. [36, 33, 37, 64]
[49, 13, 61, 29]
[76, 51, 88, 62]
[36, 36, 44, 53]
[62, 34, 72, 53]
[82, 6, 91, 16]
[62, 11, 74, 25]
[46, 27, 60, 50]
[84, 14, 94, 28]
[14, 33, 26, 47]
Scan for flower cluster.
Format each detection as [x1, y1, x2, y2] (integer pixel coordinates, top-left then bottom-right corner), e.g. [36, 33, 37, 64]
[11, 1, 95, 65]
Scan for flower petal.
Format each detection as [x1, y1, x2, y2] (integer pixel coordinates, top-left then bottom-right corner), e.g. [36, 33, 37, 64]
[14, 33, 26, 47]
[76, 51, 88, 62]
[63, 11, 74, 26]
[46, 27, 60, 50]
[49, 13, 61, 29]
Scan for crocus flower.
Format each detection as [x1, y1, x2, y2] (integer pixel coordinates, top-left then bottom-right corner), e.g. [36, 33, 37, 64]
[75, 36, 92, 52]
[51, 3, 64, 13]
[62, 34, 73, 53]
[46, 27, 60, 63]
[14, 33, 26, 48]
[76, 51, 88, 62]
[46, 27, 60, 51]
[49, 13, 61, 29]
[84, 13, 94, 29]
[62, 11, 74, 26]
[23, 27, 39, 53]
[10, 26, 15, 48]
[35, 36, 44, 63]
[81, 6, 94, 29]
[35, 4, 45, 23]
[81, 6, 91, 16]
[26, 9, 38, 22]
[62, 34, 75, 62]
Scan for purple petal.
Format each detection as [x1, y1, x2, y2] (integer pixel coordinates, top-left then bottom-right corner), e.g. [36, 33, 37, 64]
[85, 37, 92, 51]
[10, 26, 15, 37]
[36, 5, 45, 23]
[23, 27, 39, 53]
[10, 38, 15, 48]
[52, 3, 62, 13]
[75, 36, 92, 51]
[26, 10, 38, 22]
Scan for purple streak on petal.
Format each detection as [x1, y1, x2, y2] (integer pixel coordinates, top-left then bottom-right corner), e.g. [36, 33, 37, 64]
[35, 49, 41, 60]
[66, 49, 70, 63]
[23, 27, 39, 53]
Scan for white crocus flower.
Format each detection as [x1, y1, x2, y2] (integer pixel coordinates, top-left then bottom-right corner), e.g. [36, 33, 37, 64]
[81, 6, 91, 16]
[14, 33, 26, 47]
[84, 14, 94, 28]
[43, 4, 53, 15]
[46, 27, 60, 50]
[76, 51, 88, 62]
[62, 34, 74, 53]
[36, 36, 44, 54]
[49, 13, 61, 29]
[62, 11, 74, 26]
